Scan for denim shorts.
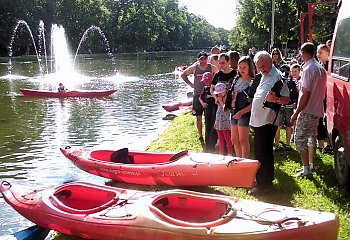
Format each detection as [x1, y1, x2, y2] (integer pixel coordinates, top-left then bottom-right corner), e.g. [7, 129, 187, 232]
[230, 115, 250, 126]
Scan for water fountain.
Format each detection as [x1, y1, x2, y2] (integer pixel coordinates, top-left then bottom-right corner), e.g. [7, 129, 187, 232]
[38, 20, 48, 74]
[9, 20, 43, 73]
[73, 25, 113, 69]
[9, 20, 113, 77]
[51, 24, 74, 74]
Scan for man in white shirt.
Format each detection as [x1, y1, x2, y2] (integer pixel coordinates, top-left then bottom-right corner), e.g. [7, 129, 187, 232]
[291, 42, 327, 176]
[249, 51, 290, 195]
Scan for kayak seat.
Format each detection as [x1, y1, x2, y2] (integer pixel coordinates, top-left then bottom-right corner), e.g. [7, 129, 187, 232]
[50, 187, 119, 214]
[168, 150, 188, 162]
[150, 193, 236, 228]
[110, 148, 134, 164]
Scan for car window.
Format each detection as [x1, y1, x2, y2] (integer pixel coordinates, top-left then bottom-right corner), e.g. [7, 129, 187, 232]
[333, 18, 350, 58]
[332, 17, 350, 80]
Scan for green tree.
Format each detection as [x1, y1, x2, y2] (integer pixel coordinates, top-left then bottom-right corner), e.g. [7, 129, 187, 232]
[229, 0, 338, 54]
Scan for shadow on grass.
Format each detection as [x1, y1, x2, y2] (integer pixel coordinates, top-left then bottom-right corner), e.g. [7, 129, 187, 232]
[256, 167, 302, 206]
[274, 146, 350, 210]
[310, 153, 350, 210]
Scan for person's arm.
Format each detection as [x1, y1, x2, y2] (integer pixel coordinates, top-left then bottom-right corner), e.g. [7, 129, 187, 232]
[233, 104, 252, 119]
[210, 72, 219, 102]
[290, 88, 311, 125]
[199, 89, 208, 108]
[265, 80, 290, 105]
[224, 89, 232, 111]
[265, 91, 290, 105]
[216, 96, 224, 107]
[293, 88, 310, 116]
[181, 65, 195, 88]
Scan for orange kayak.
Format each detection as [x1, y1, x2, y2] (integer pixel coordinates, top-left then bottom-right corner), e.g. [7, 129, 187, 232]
[20, 88, 117, 98]
[60, 147, 260, 188]
[162, 99, 192, 112]
[0, 181, 339, 240]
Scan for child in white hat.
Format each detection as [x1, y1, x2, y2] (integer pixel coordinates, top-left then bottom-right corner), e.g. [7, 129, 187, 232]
[214, 83, 232, 155]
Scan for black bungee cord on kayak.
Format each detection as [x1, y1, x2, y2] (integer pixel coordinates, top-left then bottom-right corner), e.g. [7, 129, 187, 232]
[223, 206, 306, 228]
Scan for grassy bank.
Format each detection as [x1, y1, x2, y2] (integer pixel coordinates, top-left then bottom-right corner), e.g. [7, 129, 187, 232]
[54, 111, 349, 239]
[148, 112, 350, 240]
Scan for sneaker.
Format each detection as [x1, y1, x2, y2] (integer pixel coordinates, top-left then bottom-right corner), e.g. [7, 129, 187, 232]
[294, 164, 313, 173]
[292, 169, 310, 177]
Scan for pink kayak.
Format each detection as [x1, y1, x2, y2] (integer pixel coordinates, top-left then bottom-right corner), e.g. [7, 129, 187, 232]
[20, 88, 117, 98]
[162, 99, 192, 112]
[0, 181, 339, 240]
[60, 147, 260, 188]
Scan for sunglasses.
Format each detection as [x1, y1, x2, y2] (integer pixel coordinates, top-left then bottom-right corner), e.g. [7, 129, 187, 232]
[272, 52, 279, 55]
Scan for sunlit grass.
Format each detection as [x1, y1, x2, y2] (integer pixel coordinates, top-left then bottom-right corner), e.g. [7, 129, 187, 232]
[148, 111, 350, 240]
[54, 111, 350, 239]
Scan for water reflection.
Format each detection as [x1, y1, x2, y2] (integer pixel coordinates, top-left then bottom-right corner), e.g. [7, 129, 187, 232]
[0, 51, 196, 234]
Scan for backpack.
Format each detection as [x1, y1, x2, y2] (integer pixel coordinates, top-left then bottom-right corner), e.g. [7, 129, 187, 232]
[285, 77, 299, 104]
[224, 74, 261, 111]
[262, 79, 284, 112]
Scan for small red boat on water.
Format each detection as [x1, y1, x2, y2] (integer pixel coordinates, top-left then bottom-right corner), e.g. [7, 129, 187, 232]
[162, 99, 192, 112]
[0, 181, 339, 240]
[60, 147, 259, 188]
[20, 88, 117, 98]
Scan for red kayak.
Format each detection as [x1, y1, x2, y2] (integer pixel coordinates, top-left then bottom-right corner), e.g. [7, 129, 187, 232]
[60, 147, 260, 188]
[0, 181, 339, 240]
[162, 99, 192, 112]
[20, 88, 117, 98]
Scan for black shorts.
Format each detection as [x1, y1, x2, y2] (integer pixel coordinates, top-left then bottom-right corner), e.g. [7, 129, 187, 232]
[191, 96, 204, 116]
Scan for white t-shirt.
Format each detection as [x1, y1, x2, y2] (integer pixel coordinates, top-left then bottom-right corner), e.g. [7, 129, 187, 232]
[250, 66, 290, 127]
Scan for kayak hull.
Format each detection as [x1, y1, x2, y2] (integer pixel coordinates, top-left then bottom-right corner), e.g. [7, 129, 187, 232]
[162, 99, 192, 112]
[0, 181, 339, 240]
[60, 147, 260, 188]
[19, 88, 117, 98]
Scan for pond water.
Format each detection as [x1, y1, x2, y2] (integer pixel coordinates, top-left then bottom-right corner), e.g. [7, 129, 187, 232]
[0, 51, 197, 235]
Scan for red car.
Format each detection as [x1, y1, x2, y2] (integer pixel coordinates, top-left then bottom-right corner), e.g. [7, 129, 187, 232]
[326, 0, 350, 187]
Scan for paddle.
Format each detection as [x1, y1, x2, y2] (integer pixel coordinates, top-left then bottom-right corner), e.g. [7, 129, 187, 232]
[8, 225, 51, 240]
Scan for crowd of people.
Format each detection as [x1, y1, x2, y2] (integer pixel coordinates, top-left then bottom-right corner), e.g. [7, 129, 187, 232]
[181, 42, 330, 195]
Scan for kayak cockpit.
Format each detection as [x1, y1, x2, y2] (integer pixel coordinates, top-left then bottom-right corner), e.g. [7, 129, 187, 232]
[149, 191, 236, 228]
[89, 149, 188, 165]
[50, 184, 119, 214]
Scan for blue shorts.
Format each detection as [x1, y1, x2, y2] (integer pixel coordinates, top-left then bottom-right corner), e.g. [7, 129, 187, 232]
[230, 115, 250, 126]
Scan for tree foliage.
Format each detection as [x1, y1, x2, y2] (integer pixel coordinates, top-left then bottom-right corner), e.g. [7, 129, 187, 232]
[0, 0, 229, 56]
[228, 0, 338, 54]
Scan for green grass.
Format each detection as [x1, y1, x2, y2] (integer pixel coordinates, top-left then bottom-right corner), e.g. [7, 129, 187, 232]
[148, 112, 350, 240]
[54, 111, 350, 239]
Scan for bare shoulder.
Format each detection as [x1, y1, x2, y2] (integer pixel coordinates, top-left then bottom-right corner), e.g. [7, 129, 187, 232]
[183, 63, 196, 75]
